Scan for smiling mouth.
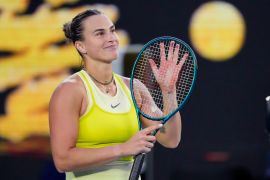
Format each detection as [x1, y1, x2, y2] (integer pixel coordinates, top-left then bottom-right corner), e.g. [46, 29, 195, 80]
[104, 44, 118, 49]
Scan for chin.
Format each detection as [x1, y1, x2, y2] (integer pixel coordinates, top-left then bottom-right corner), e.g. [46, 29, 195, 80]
[99, 50, 119, 62]
[102, 55, 118, 63]
[110, 56, 118, 62]
[108, 53, 119, 61]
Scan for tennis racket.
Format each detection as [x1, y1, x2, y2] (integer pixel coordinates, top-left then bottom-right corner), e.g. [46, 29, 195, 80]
[129, 36, 197, 180]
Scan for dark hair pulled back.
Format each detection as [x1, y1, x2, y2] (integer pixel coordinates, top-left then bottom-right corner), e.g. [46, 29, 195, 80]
[63, 9, 101, 44]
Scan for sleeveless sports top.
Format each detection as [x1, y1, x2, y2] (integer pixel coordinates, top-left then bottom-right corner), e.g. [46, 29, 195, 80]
[65, 70, 140, 180]
[76, 70, 139, 160]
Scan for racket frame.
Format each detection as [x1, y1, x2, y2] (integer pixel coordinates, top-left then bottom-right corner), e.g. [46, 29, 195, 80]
[129, 36, 198, 180]
[130, 36, 197, 124]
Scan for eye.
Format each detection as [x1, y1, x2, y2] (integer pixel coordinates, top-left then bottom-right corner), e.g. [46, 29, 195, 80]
[96, 31, 104, 36]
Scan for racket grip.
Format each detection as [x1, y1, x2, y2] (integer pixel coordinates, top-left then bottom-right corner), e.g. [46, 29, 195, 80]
[129, 153, 145, 180]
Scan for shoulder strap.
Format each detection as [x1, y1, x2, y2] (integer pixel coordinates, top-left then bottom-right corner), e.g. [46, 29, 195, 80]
[77, 70, 96, 104]
[114, 74, 133, 102]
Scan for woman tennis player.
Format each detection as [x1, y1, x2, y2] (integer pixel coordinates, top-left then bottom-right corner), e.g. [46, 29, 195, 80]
[49, 9, 183, 180]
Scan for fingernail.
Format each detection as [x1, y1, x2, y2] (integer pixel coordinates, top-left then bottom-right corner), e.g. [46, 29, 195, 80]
[159, 124, 163, 127]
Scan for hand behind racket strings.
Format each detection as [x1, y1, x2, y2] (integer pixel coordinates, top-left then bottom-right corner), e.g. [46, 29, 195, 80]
[149, 41, 188, 94]
[128, 41, 187, 180]
[129, 36, 197, 180]
[145, 41, 188, 120]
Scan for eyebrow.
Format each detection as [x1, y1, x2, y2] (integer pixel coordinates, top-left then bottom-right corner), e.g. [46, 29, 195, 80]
[93, 25, 115, 33]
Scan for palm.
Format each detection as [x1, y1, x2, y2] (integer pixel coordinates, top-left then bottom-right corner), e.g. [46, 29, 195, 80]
[149, 41, 188, 93]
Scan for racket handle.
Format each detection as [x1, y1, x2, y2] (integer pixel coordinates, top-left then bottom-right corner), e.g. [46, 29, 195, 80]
[129, 153, 145, 180]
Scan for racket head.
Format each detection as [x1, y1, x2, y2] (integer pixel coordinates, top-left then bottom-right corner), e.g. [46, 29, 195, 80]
[130, 36, 197, 122]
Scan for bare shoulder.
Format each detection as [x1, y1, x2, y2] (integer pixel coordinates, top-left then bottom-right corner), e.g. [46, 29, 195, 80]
[50, 73, 84, 103]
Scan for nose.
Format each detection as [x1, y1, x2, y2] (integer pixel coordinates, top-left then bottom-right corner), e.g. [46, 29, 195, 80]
[108, 31, 118, 42]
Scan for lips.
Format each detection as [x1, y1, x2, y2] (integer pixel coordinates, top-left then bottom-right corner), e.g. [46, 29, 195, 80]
[104, 44, 118, 50]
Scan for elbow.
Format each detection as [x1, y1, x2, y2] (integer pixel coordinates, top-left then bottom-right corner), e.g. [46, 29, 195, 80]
[53, 154, 73, 173]
[161, 136, 181, 149]
[167, 142, 180, 149]
[164, 141, 180, 149]
[54, 160, 67, 173]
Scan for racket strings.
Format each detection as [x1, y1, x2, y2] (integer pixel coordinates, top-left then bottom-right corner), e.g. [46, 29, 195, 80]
[133, 40, 195, 118]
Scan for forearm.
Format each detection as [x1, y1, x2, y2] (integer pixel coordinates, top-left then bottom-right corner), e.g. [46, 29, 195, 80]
[157, 112, 181, 148]
[53, 144, 123, 172]
[156, 91, 182, 148]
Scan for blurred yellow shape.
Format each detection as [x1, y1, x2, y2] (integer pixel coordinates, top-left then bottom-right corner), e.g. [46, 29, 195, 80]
[0, 46, 78, 91]
[0, 5, 120, 52]
[189, 1, 246, 61]
[0, 0, 29, 15]
[0, 72, 68, 142]
[0, 30, 129, 92]
[0, 2, 130, 143]
[45, 0, 79, 8]
[117, 30, 130, 48]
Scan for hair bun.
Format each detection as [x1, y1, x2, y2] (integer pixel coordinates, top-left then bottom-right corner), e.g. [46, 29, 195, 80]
[63, 22, 73, 43]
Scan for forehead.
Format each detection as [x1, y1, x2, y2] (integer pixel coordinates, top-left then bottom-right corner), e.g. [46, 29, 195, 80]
[83, 14, 114, 31]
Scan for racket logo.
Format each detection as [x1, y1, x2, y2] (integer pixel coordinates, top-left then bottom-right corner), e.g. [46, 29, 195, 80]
[111, 103, 120, 108]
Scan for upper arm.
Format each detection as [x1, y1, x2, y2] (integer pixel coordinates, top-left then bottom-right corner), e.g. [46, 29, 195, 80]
[133, 79, 163, 128]
[120, 76, 162, 127]
[49, 80, 83, 161]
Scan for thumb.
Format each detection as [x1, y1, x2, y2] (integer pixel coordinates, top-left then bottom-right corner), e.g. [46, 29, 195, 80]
[148, 59, 158, 78]
[143, 123, 163, 135]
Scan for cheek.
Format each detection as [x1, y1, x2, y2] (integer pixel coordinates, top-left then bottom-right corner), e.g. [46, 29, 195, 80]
[88, 48, 103, 60]
[85, 41, 101, 55]
[88, 46, 99, 54]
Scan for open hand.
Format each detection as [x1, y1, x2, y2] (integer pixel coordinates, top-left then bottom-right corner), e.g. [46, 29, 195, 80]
[149, 41, 188, 93]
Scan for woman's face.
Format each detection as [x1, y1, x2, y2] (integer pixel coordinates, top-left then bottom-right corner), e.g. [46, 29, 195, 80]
[80, 14, 119, 63]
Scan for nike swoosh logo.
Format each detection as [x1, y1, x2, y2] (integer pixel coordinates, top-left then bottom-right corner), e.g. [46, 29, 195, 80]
[111, 103, 120, 108]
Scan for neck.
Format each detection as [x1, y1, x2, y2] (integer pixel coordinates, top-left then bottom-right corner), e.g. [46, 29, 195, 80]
[84, 60, 113, 84]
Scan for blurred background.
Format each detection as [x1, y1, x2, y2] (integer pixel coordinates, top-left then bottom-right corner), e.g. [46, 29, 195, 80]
[0, 0, 270, 179]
